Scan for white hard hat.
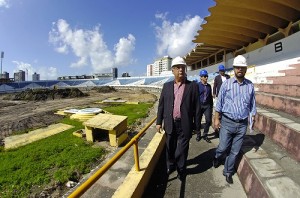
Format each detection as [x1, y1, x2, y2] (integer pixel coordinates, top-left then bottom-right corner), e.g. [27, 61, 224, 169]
[171, 56, 186, 67]
[233, 55, 248, 67]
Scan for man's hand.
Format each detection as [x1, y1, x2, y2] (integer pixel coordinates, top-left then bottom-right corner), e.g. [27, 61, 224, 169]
[156, 125, 162, 133]
[251, 116, 256, 130]
[214, 112, 221, 130]
[214, 119, 221, 131]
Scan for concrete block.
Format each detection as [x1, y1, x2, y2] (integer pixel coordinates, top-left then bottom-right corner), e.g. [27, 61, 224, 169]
[112, 132, 165, 198]
[250, 158, 284, 178]
[266, 177, 300, 198]
[243, 147, 268, 159]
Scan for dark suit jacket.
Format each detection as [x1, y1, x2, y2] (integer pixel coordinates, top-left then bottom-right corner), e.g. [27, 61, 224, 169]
[213, 74, 230, 97]
[156, 80, 201, 139]
[198, 82, 213, 107]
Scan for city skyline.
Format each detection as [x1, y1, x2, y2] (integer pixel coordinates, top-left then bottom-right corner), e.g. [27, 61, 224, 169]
[0, 0, 214, 80]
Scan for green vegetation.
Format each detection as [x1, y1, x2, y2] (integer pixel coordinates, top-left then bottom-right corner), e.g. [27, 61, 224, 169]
[103, 103, 153, 125]
[0, 102, 153, 197]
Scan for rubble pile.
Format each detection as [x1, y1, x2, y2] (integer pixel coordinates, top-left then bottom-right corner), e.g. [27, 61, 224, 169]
[13, 88, 88, 101]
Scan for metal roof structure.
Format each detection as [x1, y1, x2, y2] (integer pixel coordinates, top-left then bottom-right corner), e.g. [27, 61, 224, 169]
[185, 0, 300, 66]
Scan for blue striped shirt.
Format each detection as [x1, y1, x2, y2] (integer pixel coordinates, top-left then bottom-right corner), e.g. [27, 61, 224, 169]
[215, 77, 256, 120]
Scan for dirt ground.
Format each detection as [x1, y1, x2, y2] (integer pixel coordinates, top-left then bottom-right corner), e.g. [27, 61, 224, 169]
[0, 87, 158, 142]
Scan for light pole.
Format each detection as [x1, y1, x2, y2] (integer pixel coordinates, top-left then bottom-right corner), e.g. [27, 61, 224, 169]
[0, 51, 3, 77]
[26, 68, 28, 81]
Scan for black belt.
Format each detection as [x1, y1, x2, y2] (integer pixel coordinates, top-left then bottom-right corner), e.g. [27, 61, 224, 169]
[174, 117, 181, 122]
[223, 114, 247, 123]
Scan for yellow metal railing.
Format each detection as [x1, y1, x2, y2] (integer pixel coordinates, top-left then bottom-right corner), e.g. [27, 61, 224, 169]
[68, 116, 157, 198]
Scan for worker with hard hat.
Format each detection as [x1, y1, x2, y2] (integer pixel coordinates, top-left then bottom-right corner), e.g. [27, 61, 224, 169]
[196, 69, 213, 143]
[212, 55, 257, 184]
[213, 65, 230, 98]
[156, 56, 201, 181]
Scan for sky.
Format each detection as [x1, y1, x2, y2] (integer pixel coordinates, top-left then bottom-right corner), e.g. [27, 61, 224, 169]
[0, 0, 215, 80]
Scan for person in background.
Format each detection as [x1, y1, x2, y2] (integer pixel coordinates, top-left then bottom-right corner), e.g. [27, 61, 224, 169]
[196, 69, 213, 143]
[156, 56, 201, 181]
[212, 55, 256, 184]
[213, 64, 230, 98]
[212, 65, 230, 138]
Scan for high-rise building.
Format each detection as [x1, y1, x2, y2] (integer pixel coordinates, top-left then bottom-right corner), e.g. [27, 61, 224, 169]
[14, 70, 25, 82]
[32, 72, 40, 81]
[0, 71, 9, 79]
[111, 67, 118, 79]
[146, 64, 153, 76]
[153, 56, 172, 76]
[121, 72, 130, 77]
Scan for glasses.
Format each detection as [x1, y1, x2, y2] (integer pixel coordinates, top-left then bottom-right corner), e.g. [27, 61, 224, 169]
[201, 75, 208, 78]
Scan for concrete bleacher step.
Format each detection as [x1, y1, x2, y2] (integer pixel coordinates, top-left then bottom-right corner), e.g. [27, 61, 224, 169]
[255, 92, 300, 117]
[238, 129, 300, 198]
[284, 68, 300, 76]
[255, 84, 300, 98]
[283, 63, 300, 75]
[266, 75, 300, 85]
[265, 63, 300, 85]
[254, 106, 300, 162]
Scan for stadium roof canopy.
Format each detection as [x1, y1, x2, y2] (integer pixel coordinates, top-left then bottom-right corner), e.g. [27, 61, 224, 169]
[185, 0, 300, 66]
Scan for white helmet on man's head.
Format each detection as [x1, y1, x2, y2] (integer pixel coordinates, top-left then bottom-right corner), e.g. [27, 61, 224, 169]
[233, 55, 248, 67]
[171, 56, 186, 67]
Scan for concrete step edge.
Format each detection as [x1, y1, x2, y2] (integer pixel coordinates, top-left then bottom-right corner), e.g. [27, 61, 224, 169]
[254, 84, 300, 98]
[238, 144, 300, 198]
[255, 107, 300, 162]
[255, 95, 300, 117]
[256, 91, 300, 101]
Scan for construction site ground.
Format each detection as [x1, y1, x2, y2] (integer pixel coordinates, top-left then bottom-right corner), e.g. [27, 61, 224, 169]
[0, 87, 157, 144]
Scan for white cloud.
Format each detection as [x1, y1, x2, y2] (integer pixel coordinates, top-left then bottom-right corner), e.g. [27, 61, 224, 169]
[12, 61, 58, 80]
[49, 19, 136, 73]
[114, 34, 136, 66]
[0, 0, 10, 8]
[153, 12, 203, 58]
[38, 66, 57, 80]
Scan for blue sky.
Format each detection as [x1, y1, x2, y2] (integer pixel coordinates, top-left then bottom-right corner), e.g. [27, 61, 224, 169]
[0, 0, 215, 80]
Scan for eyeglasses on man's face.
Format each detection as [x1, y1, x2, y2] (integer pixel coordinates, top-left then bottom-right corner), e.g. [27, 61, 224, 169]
[201, 75, 208, 78]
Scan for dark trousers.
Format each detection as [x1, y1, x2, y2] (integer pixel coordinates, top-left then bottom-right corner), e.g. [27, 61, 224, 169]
[199, 103, 212, 136]
[166, 121, 190, 173]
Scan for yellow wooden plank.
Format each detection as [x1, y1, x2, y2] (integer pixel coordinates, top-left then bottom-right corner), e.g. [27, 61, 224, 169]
[84, 114, 127, 130]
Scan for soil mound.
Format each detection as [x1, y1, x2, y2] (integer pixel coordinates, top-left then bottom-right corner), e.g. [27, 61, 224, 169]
[13, 88, 87, 101]
[92, 86, 116, 93]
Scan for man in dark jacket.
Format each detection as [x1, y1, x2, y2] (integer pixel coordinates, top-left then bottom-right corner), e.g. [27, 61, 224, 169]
[213, 65, 230, 98]
[196, 69, 213, 143]
[156, 56, 201, 181]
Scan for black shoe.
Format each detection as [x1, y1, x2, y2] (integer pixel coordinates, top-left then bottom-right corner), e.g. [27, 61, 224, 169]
[196, 134, 201, 142]
[203, 136, 211, 143]
[177, 171, 186, 181]
[212, 157, 220, 168]
[224, 173, 233, 184]
[214, 129, 219, 138]
[167, 166, 176, 175]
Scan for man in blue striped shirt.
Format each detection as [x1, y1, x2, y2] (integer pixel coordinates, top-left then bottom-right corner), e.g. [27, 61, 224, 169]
[212, 55, 256, 184]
